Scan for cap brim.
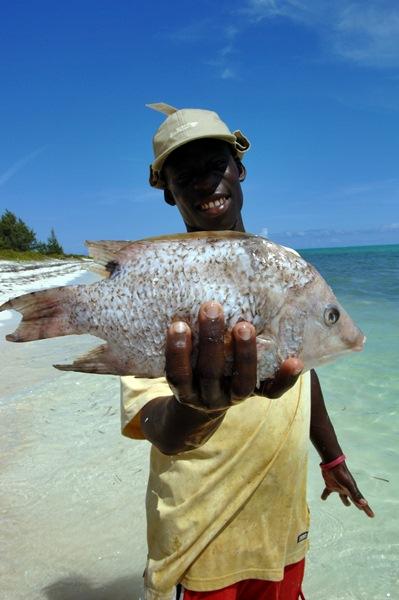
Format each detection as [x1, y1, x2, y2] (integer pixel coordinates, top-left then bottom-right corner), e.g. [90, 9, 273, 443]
[152, 133, 238, 174]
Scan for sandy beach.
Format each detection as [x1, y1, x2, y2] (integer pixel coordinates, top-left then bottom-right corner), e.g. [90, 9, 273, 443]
[1, 255, 397, 599]
[0, 261, 149, 600]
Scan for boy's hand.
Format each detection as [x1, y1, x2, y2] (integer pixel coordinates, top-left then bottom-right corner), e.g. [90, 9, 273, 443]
[256, 356, 303, 399]
[321, 462, 375, 518]
[166, 301, 303, 413]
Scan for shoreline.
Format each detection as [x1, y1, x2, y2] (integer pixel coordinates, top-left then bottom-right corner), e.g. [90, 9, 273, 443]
[0, 257, 91, 297]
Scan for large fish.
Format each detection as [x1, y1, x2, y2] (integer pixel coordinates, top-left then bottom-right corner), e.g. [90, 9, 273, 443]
[0, 232, 364, 380]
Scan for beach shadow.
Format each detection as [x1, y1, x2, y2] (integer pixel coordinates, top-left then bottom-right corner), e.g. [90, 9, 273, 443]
[43, 574, 145, 600]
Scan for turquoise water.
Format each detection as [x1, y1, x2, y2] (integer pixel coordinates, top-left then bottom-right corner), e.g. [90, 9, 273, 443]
[301, 244, 399, 412]
[300, 245, 399, 599]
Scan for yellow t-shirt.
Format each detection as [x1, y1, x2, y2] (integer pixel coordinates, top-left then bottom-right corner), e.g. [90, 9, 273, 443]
[121, 373, 310, 600]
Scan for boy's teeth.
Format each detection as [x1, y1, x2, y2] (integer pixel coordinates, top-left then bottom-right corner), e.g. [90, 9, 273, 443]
[201, 197, 227, 210]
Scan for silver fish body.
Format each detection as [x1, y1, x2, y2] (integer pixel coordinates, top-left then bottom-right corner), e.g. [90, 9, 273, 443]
[1, 232, 365, 380]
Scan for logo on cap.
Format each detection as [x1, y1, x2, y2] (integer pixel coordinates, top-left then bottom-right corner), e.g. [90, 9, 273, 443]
[175, 122, 199, 134]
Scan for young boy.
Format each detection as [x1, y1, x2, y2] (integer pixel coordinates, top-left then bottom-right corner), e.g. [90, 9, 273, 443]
[121, 104, 373, 600]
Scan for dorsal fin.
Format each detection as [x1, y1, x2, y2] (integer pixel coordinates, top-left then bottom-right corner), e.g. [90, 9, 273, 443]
[136, 231, 254, 243]
[85, 232, 256, 276]
[85, 240, 133, 277]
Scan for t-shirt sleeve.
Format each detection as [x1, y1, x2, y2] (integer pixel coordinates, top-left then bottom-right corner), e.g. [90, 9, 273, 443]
[120, 375, 171, 440]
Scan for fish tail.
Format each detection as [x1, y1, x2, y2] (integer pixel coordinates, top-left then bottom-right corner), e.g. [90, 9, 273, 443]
[1, 286, 76, 342]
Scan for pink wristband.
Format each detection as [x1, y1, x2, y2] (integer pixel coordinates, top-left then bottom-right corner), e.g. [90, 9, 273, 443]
[320, 454, 346, 471]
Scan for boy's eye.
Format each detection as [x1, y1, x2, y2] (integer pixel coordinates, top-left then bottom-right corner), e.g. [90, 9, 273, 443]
[176, 174, 190, 185]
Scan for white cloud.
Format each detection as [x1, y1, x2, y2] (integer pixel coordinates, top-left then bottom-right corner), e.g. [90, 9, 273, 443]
[324, 178, 399, 201]
[166, 19, 240, 80]
[162, 19, 213, 43]
[221, 67, 236, 79]
[264, 222, 399, 248]
[220, 43, 235, 57]
[340, 178, 398, 196]
[213, 25, 241, 80]
[245, 0, 399, 67]
[332, 3, 399, 67]
[160, 2, 399, 77]
[246, 0, 319, 22]
[0, 147, 46, 187]
[261, 227, 269, 237]
[381, 222, 399, 231]
[225, 24, 239, 39]
[81, 187, 161, 207]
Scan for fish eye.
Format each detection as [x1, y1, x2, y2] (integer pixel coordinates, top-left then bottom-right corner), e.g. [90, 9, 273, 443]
[324, 305, 340, 326]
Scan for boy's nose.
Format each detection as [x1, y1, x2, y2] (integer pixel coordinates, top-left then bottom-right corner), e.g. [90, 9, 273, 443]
[192, 172, 220, 193]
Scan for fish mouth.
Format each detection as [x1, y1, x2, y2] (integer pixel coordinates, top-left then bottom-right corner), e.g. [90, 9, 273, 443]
[353, 334, 366, 352]
[198, 194, 230, 215]
[312, 333, 366, 366]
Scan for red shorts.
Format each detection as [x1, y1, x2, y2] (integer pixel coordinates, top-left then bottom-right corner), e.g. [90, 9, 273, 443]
[179, 559, 306, 600]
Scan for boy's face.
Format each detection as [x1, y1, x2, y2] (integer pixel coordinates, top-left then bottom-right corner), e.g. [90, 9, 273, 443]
[163, 139, 246, 232]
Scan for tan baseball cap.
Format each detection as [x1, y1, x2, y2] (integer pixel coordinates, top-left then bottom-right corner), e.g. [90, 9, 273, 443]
[147, 103, 250, 189]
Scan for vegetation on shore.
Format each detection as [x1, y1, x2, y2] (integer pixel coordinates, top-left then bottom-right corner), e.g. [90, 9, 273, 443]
[0, 248, 86, 261]
[0, 209, 85, 261]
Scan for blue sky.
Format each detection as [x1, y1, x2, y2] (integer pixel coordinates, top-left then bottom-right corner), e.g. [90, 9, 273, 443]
[0, 0, 398, 252]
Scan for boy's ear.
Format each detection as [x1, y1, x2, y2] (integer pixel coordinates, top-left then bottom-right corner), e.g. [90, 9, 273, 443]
[236, 158, 247, 182]
[164, 189, 176, 206]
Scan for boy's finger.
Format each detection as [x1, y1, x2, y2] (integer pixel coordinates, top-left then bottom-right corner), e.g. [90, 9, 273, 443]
[321, 487, 331, 501]
[231, 321, 257, 401]
[197, 302, 225, 408]
[339, 494, 351, 507]
[258, 357, 303, 399]
[165, 321, 193, 401]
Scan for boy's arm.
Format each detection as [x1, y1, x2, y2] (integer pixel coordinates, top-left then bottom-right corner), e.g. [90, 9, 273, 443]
[310, 369, 343, 462]
[140, 395, 227, 455]
[310, 369, 374, 518]
[140, 301, 302, 454]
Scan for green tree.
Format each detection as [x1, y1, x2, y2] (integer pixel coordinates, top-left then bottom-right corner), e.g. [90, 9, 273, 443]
[0, 209, 37, 251]
[45, 227, 64, 255]
[33, 241, 48, 253]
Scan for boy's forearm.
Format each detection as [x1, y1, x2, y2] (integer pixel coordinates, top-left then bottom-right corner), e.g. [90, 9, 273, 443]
[310, 369, 343, 463]
[140, 395, 226, 455]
